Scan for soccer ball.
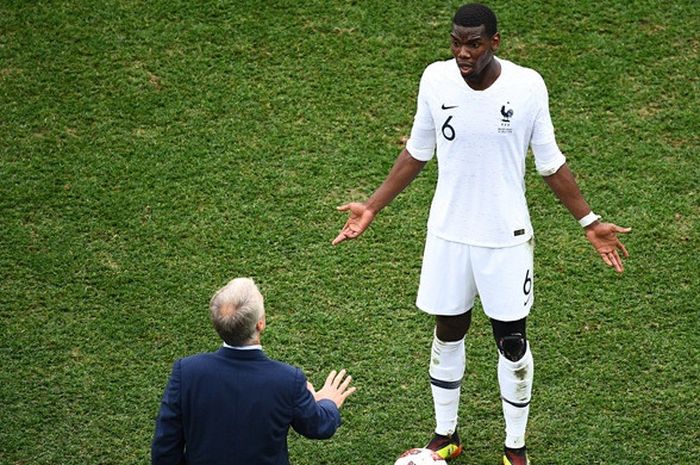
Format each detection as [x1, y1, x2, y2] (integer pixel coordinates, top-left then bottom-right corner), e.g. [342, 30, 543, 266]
[393, 448, 447, 465]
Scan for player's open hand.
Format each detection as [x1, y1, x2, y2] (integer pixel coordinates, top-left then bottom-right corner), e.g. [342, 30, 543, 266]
[584, 222, 631, 273]
[310, 369, 357, 408]
[332, 202, 376, 245]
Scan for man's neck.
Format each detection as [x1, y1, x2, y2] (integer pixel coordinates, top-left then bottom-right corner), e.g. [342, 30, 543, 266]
[466, 58, 501, 91]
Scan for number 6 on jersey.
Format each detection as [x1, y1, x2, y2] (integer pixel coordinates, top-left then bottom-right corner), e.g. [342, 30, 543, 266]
[441, 116, 456, 141]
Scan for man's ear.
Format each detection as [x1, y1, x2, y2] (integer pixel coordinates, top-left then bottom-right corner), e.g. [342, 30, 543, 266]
[256, 315, 266, 333]
[491, 32, 501, 52]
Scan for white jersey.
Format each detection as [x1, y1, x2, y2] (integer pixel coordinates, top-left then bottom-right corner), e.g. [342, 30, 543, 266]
[406, 57, 566, 247]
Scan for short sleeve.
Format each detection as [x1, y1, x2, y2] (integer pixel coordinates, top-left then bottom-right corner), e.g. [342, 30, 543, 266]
[530, 74, 556, 146]
[406, 68, 437, 161]
[530, 74, 566, 175]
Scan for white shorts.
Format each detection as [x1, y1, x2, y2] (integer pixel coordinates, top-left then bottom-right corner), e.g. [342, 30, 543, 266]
[416, 232, 534, 321]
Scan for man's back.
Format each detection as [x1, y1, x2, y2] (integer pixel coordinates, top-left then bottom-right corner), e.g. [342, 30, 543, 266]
[152, 348, 341, 465]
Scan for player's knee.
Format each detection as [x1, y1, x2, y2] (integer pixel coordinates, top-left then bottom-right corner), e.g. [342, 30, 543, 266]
[435, 311, 472, 342]
[497, 333, 527, 362]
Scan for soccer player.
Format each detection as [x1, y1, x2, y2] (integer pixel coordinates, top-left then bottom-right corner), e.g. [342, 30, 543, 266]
[332, 4, 630, 465]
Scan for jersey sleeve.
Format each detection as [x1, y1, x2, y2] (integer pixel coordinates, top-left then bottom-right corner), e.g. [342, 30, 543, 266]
[406, 67, 436, 161]
[530, 73, 566, 175]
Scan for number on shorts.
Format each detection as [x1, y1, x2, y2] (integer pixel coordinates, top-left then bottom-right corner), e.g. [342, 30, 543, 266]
[523, 269, 532, 296]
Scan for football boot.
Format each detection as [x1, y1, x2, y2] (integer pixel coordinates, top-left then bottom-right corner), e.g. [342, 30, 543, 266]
[503, 446, 530, 465]
[425, 431, 464, 461]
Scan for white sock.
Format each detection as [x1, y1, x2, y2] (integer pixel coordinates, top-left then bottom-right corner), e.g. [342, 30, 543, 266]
[498, 343, 534, 449]
[429, 334, 465, 436]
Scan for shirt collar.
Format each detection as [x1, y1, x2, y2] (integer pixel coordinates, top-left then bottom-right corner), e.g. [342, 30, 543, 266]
[222, 341, 262, 351]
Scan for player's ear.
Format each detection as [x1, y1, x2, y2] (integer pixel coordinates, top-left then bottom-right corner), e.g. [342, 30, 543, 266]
[490, 32, 500, 52]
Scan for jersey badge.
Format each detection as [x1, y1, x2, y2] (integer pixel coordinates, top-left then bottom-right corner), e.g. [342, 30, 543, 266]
[498, 102, 514, 134]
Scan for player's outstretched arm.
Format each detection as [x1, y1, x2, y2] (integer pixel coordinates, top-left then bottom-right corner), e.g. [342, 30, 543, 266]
[332, 149, 427, 245]
[543, 163, 631, 273]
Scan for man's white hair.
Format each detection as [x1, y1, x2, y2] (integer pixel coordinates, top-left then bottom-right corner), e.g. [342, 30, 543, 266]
[209, 277, 264, 346]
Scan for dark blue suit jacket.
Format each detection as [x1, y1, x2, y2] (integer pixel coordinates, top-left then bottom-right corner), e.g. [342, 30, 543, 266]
[151, 347, 341, 465]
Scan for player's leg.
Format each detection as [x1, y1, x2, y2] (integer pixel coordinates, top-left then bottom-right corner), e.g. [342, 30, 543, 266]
[491, 317, 533, 465]
[416, 233, 476, 460]
[426, 311, 471, 457]
[471, 241, 534, 465]
[436, 311, 472, 342]
[433, 310, 472, 425]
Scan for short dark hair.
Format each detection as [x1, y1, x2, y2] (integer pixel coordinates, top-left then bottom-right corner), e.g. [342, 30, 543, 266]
[453, 3, 498, 37]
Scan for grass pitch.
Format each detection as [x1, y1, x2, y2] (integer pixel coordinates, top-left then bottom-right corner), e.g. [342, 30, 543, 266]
[1, 1, 698, 464]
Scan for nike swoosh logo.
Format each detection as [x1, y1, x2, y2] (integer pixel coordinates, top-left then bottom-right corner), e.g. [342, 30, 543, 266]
[523, 293, 532, 306]
[441, 104, 458, 110]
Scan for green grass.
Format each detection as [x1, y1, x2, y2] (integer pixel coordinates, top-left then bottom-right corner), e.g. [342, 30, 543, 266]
[1, 1, 698, 464]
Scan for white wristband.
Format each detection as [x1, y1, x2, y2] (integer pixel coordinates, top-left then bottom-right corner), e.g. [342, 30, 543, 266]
[578, 212, 601, 228]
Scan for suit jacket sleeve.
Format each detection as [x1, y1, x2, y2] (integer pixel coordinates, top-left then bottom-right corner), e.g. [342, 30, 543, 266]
[290, 369, 342, 439]
[151, 360, 186, 465]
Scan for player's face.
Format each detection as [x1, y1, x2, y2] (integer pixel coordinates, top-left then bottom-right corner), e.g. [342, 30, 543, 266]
[450, 24, 500, 83]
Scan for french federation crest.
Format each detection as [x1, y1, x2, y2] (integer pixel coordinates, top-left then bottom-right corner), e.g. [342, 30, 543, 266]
[498, 102, 514, 134]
